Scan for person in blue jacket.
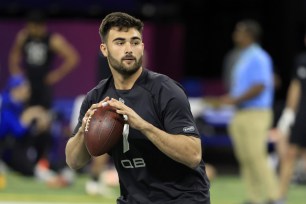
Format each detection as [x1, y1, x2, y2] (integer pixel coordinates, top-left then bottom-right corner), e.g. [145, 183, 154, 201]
[0, 75, 33, 138]
[0, 75, 76, 188]
[0, 75, 52, 177]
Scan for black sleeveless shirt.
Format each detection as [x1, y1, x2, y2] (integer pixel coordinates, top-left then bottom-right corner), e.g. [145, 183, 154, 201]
[22, 33, 54, 108]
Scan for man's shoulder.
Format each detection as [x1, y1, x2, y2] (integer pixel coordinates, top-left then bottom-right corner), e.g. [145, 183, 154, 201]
[247, 45, 272, 64]
[85, 77, 111, 100]
[146, 69, 169, 81]
[142, 69, 185, 96]
[144, 69, 178, 88]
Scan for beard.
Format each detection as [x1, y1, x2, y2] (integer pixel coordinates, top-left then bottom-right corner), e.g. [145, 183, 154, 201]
[107, 53, 143, 76]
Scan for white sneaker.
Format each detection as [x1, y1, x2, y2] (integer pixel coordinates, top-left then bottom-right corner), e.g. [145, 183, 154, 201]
[85, 179, 114, 197]
[34, 164, 57, 182]
[85, 180, 100, 196]
[59, 167, 75, 185]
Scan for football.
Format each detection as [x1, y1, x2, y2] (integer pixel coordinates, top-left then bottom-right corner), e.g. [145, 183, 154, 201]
[84, 104, 125, 156]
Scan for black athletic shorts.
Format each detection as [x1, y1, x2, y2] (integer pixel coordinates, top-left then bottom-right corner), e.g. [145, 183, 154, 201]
[290, 113, 306, 148]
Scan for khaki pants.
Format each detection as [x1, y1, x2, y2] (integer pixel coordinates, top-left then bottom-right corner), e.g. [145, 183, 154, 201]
[229, 109, 279, 202]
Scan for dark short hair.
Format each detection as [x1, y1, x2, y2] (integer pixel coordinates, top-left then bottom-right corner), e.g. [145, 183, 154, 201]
[99, 12, 144, 42]
[238, 19, 262, 42]
[26, 10, 46, 24]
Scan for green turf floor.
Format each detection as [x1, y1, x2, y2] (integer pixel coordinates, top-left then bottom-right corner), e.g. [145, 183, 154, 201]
[0, 172, 117, 203]
[0, 172, 305, 203]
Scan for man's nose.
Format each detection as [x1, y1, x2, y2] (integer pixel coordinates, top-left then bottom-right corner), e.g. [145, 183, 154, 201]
[124, 42, 133, 54]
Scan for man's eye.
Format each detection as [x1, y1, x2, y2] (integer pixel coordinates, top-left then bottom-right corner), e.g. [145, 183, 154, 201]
[132, 41, 140, 46]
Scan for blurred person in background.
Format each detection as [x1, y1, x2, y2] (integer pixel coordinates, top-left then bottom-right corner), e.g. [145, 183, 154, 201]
[276, 30, 306, 203]
[222, 26, 284, 172]
[8, 10, 79, 109]
[0, 75, 64, 187]
[7, 10, 79, 187]
[220, 19, 282, 204]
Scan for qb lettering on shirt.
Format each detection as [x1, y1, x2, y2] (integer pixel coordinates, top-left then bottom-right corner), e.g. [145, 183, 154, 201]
[121, 158, 146, 168]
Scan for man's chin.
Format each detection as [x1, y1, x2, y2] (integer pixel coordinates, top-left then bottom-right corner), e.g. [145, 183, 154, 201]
[120, 67, 140, 76]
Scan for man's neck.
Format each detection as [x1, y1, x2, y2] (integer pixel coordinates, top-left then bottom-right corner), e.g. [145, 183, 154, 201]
[239, 40, 254, 49]
[113, 67, 143, 90]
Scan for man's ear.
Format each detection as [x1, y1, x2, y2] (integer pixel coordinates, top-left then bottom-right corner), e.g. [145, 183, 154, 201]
[100, 43, 108, 57]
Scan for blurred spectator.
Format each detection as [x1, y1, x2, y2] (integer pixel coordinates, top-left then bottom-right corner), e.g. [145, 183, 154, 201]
[276, 31, 306, 203]
[8, 10, 79, 109]
[7, 10, 79, 187]
[0, 75, 54, 184]
[220, 19, 281, 204]
[0, 75, 75, 188]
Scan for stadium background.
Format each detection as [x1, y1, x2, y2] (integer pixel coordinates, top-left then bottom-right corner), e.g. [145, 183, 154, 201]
[0, 0, 306, 203]
[1, 0, 306, 95]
